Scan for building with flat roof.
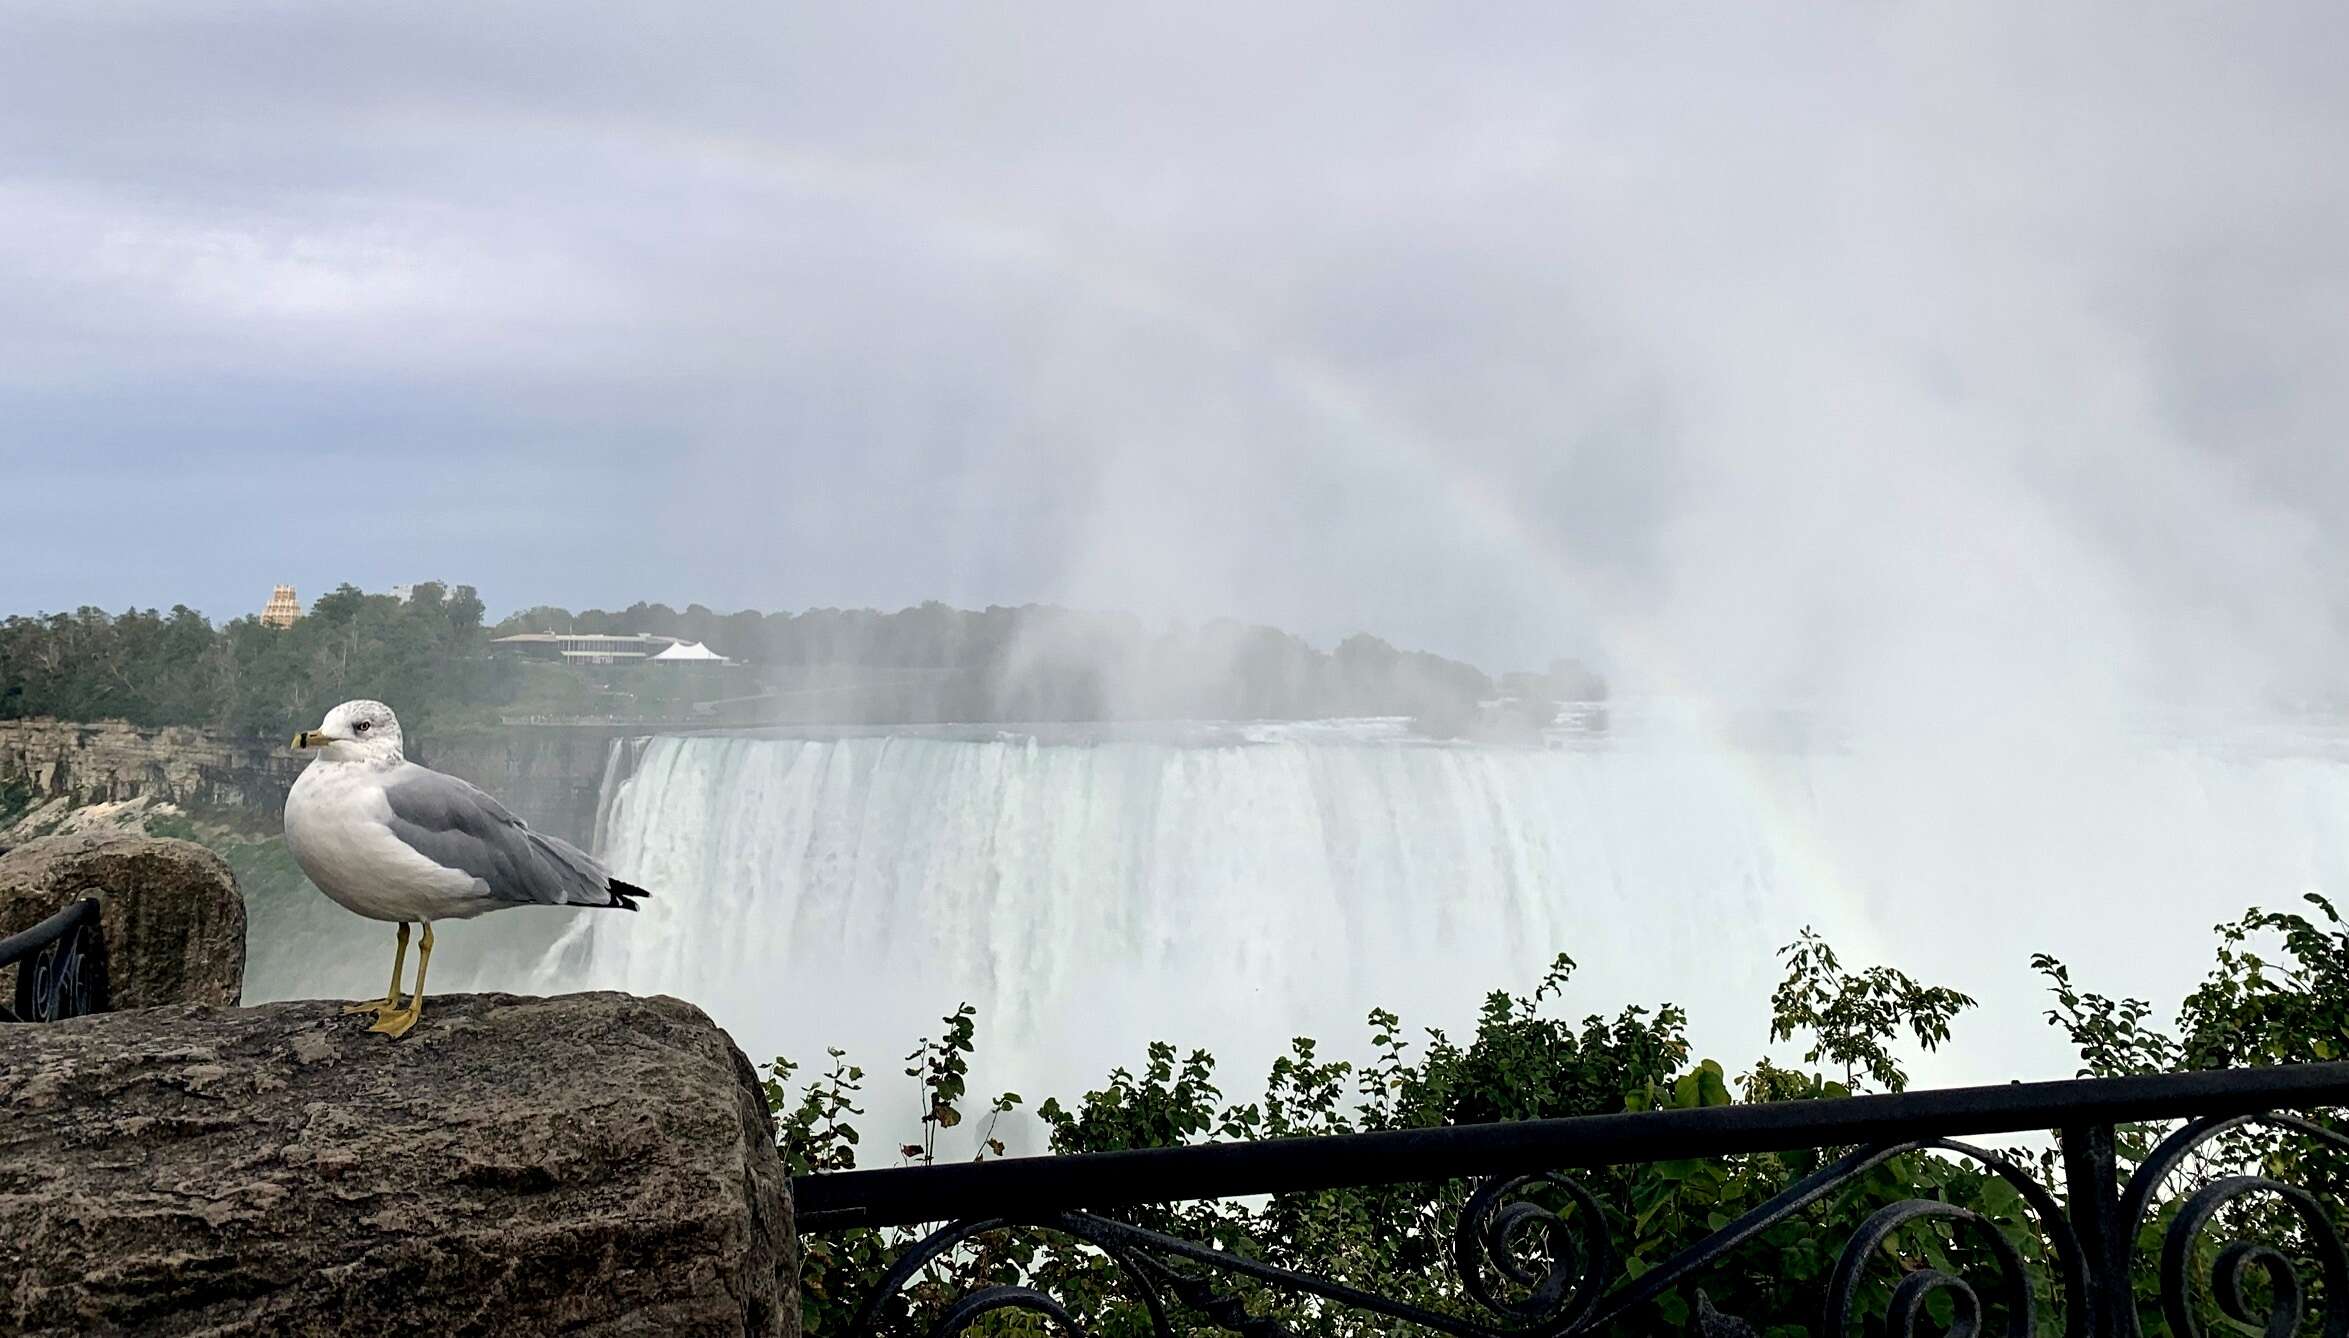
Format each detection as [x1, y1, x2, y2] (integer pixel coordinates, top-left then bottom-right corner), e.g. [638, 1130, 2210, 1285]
[260, 585, 301, 629]
[490, 632, 681, 665]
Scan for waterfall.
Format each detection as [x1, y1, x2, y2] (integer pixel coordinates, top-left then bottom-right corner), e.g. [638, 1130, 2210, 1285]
[525, 712, 2349, 1143]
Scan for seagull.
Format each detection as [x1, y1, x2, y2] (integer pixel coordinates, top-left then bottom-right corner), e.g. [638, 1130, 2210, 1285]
[283, 699, 650, 1038]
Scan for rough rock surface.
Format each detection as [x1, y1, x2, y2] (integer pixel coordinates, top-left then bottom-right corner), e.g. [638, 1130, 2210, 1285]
[0, 992, 795, 1337]
[0, 832, 245, 1008]
[0, 716, 623, 847]
[0, 718, 304, 818]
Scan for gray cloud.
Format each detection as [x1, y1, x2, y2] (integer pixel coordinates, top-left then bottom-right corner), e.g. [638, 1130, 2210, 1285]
[5, 2, 2346, 711]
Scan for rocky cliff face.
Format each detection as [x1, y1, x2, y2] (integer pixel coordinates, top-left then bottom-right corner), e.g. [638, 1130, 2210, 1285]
[0, 719, 304, 823]
[0, 718, 633, 849]
[407, 724, 642, 849]
[0, 992, 795, 1336]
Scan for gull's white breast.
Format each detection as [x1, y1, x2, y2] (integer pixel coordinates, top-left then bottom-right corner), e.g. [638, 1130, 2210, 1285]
[285, 760, 494, 923]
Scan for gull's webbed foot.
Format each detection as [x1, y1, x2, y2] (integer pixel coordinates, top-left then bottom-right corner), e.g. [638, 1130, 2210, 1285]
[341, 998, 400, 1017]
[367, 1004, 421, 1039]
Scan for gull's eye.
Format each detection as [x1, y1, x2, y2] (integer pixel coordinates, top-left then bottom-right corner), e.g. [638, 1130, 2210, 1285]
[355, 721, 371, 733]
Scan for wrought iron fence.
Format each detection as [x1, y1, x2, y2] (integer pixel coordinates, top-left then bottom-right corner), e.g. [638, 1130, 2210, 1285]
[0, 897, 108, 1023]
[794, 1063, 2349, 1337]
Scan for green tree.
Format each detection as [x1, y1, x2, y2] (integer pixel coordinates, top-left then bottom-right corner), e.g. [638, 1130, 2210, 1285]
[0, 586, 518, 737]
[771, 933, 2023, 1337]
[774, 907, 2349, 1337]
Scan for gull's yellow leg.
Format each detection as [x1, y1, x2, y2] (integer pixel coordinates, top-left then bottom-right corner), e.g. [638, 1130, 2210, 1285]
[369, 921, 431, 1039]
[342, 922, 410, 1016]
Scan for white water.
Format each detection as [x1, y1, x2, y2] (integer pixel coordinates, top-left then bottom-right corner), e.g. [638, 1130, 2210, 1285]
[525, 709, 2349, 1149]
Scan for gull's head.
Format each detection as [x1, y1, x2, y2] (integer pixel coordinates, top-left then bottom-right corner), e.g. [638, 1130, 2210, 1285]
[293, 700, 405, 763]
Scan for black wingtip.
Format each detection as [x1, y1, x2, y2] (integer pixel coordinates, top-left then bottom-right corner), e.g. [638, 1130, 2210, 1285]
[607, 878, 653, 911]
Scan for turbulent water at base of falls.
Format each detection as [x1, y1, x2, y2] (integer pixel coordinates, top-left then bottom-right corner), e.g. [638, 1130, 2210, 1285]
[483, 710, 2349, 1153]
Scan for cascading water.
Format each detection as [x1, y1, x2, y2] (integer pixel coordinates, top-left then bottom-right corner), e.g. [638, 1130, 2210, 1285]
[515, 708, 2349, 1150]
[540, 719, 1815, 1118]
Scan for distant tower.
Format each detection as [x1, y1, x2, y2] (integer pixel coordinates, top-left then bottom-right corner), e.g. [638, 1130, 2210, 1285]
[260, 585, 302, 629]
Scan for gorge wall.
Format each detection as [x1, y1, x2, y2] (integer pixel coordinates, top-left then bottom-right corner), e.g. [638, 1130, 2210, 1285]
[0, 718, 628, 847]
[406, 724, 638, 848]
[0, 719, 304, 821]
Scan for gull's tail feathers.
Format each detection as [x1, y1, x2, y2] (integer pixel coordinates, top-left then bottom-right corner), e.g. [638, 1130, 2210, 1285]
[605, 878, 653, 912]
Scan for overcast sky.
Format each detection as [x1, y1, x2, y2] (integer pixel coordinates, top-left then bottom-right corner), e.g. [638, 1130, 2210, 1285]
[5, 3, 2346, 705]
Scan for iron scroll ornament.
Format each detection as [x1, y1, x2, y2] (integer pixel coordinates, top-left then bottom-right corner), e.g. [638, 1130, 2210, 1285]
[802, 1066, 2349, 1338]
[842, 1137, 2089, 1338]
[0, 897, 107, 1023]
[2120, 1112, 2349, 1338]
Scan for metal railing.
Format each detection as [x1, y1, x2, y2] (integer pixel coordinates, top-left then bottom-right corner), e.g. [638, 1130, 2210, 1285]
[0, 897, 108, 1023]
[794, 1062, 2349, 1337]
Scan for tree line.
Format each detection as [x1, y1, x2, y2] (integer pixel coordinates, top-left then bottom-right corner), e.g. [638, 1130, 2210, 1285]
[495, 599, 1604, 727]
[0, 584, 512, 736]
[2, 588, 1605, 734]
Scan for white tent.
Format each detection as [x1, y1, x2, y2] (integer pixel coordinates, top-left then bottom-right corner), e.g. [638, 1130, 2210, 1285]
[648, 640, 729, 664]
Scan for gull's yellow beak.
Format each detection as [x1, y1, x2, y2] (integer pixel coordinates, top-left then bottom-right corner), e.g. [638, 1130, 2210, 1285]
[293, 730, 326, 750]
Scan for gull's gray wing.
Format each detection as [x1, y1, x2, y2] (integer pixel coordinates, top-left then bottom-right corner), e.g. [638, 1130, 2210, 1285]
[380, 764, 645, 909]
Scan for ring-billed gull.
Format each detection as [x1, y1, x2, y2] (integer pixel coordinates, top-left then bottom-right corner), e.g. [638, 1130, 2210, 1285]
[283, 699, 651, 1038]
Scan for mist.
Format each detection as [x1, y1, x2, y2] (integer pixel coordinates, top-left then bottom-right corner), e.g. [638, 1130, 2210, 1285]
[4, 3, 2340, 691]
[13, 4, 2349, 1118]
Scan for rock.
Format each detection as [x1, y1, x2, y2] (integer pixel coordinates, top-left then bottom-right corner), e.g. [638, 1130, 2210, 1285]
[0, 992, 795, 1337]
[0, 716, 623, 849]
[0, 718, 304, 819]
[410, 724, 638, 849]
[0, 832, 245, 1008]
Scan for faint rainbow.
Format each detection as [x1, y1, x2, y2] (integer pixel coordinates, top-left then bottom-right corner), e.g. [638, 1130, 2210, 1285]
[656, 132, 1890, 961]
